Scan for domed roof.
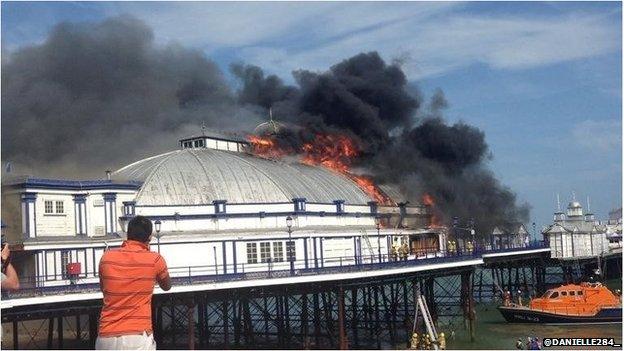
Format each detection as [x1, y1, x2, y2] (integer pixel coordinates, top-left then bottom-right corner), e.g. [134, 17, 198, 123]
[568, 201, 582, 209]
[113, 148, 374, 205]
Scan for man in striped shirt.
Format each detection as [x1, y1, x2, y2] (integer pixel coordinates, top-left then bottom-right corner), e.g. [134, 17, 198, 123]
[96, 216, 171, 350]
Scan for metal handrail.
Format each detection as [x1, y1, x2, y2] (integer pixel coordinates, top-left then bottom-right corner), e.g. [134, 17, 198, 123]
[2, 243, 547, 300]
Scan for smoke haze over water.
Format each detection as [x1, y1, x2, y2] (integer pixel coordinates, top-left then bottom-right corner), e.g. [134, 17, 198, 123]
[2, 15, 529, 233]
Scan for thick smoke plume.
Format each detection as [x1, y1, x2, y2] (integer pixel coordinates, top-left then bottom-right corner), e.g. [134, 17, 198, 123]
[2, 16, 261, 177]
[2, 16, 529, 234]
[232, 52, 529, 233]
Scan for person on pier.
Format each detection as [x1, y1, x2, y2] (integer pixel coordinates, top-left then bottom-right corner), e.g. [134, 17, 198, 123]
[1, 244, 19, 291]
[96, 216, 172, 350]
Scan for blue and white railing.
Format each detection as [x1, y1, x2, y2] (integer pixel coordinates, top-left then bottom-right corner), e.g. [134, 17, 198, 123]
[2, 241, 548, 300]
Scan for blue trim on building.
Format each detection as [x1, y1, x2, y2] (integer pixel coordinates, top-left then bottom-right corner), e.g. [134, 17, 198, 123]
[313, 238, 318, 269]
[333, 200, 345, 213]
[77, 202, 83, 234]
[72, 194, 87, 203]
[22, 192, 38, 201]
[222, 241, 227, 274]
[103, 193, 117, 201]
[232, 242, 237, 274]
[122, 211, 387, 223]
[12, 178, 141, 191]
[303, 238, 308, 269]
[368, 201, 378, 214]
[24, 200, 30, 239]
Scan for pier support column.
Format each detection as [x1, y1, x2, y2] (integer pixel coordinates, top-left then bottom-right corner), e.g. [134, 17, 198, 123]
[48, 317, 55, 349]
[338, 287, 348, 350]
[13, 320, 18, 350]
[187, 302, 195, 350]
[460, 272, 476, 342]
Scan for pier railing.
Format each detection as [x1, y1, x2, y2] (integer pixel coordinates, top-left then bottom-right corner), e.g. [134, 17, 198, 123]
[2, 241, 548, 301]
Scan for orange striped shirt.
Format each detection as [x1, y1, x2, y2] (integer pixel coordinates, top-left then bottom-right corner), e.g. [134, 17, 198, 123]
[98, 240, 168, 337]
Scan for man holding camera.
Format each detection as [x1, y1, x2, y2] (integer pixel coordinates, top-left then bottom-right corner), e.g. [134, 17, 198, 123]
[96, 216, 171, 350]
[1, 243, 19, 291]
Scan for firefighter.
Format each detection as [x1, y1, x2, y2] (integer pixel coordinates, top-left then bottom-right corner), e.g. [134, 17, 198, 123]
[503, 290, 511, 306]
[400, 241, 410, 261]
[466, 241, 473, 254]
[424, 334, 432, 350]
[410, 332, 419, 350]
[391, 244, 399, 261]
[437, 332, 446, 350]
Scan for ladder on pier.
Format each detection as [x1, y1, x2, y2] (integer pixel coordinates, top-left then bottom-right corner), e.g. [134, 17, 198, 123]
[360, 229, 377, 262]
[413, 294, 439, 350]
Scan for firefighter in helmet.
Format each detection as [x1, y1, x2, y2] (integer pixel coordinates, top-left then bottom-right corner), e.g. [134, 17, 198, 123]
[410, 332, 419, 350]
[399, 241, 410, 261]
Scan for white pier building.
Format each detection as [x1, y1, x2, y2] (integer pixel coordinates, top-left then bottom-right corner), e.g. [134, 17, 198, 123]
[1, 132, 442, 288]
[542, 200, 621, 258]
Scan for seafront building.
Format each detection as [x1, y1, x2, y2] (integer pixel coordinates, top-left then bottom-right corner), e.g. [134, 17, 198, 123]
[1, 132, 444, 288]
[542, 200, 622, 258]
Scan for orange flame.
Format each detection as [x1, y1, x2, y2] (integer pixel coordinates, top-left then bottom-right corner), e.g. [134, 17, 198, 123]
[247, 132, 393, 205]
[247, 135, 292, 159]
[301, 134, 358, 173]
[301, 134, 392, 205]
[422, 193, 442, 227]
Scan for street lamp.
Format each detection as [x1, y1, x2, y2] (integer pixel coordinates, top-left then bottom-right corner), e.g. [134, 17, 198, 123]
[154, 219, 162, 254]
[469, 218, 476, 251]
[286, 216, 294, 274]
[375, 216, 382, 262]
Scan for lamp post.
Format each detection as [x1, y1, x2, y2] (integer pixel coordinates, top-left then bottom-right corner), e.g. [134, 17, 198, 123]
[375, 216, 382, 262]
[469, 218, 475, 252]
[286, 216, 294, 275]
[154, 220, 162, 254]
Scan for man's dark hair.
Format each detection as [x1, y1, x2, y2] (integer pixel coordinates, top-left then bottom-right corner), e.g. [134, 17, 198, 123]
[127, 216, 153, 243]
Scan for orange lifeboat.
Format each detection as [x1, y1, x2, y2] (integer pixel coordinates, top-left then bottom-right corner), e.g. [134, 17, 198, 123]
[498, 282, 622, 324]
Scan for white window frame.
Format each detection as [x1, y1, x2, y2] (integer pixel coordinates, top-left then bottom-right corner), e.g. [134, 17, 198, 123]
[260, 242, 271, 263]
[55, 201, 64, 214]
[272, 242, 284, 262]
[44, 200, 54, 214]
[246, 243, 258, 264]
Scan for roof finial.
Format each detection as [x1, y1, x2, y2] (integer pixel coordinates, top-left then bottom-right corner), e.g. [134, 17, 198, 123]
[556, 193, 561, 211]
[201, 121, 206, 136]
[587, 196, 591, 212]
[572, 190, 576, 202]
[252, 106, 283, 135]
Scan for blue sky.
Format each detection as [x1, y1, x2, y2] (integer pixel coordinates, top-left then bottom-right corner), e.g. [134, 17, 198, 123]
[2, 1, 621, 232]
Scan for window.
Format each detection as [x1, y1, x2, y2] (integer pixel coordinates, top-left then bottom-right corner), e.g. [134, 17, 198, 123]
[293, 198, 306, 212]
[260, 242, 271, 263]
[561, 291, 567, 296]
[61, 250, 70, 279]
[577, 291, 583, 295]
[193, 139, 205, 148]
[214, 200, 227, 214]
[272, 242, 284, 262]
[45, 201, 54, 214]
[569, 291, 575, 296]
[334, 200, 345, 213]
[246, 243, 258, 264]
[55, 201, 64, 214]
[549, 291, 559, 299]
[286, 241, 296, 261]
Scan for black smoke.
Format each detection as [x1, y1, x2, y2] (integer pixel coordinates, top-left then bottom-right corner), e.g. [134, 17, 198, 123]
[2, 16, 529, 234]
[231, 53, 529, 233]
[2, 15, 260, 177]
